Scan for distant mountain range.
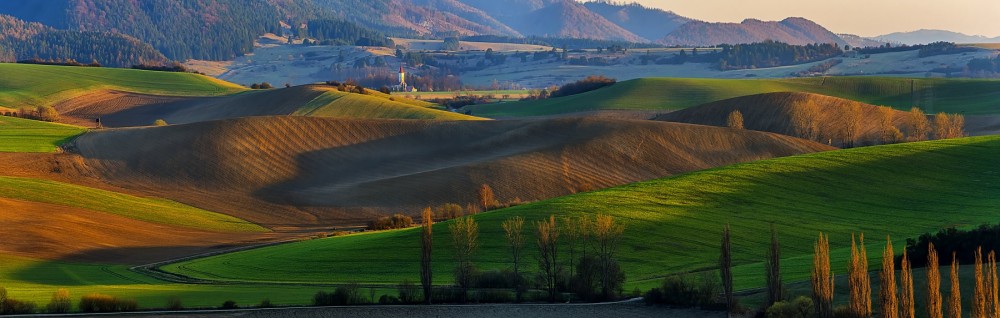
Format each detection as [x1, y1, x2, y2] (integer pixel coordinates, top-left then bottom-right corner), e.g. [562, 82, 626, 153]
[660, 18, 847, 47]
[0, 0, 986, 64]
[873, 29, 1000, 45]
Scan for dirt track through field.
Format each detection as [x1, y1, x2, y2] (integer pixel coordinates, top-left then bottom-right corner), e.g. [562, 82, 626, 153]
[72, 116, 833, 228]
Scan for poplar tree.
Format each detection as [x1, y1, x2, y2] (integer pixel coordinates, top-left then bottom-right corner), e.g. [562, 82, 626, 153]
[927, 243, 942, 318]
[813, 233, 834, 318]
[720, 224, 734, 313]
[989, 251, 998, 317]
[419, 207, 433, 304]
[727, 110, 744, 130]
[502, 216, 525, 302]
[901, 250, 915, 318]
[449, 216, 479, 302]
[766, 224, 783, 309]
[948, 253, 961, 318]
[974, 248, 986, 318]
[881, 237, 898, 318]
[849, 233, 871, 318]
[536, 215, 561, 302]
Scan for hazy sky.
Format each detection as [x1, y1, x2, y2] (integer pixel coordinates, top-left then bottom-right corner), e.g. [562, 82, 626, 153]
[623, 0, 1000, 37]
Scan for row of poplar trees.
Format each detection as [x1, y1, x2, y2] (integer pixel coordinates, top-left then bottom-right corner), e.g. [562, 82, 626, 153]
[719, 227, 1000, 318]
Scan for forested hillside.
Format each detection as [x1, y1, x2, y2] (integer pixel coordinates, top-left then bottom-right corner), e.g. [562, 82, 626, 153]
[661, 17, 848, 47]
[304, 20, 395, 47]
[0, 15, 167, 67]
[582, 1, 690, 41]
[0, 0, 281, 61]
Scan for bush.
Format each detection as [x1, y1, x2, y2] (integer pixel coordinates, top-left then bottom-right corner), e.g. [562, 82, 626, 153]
[648, 273, 720, 308]
[166, 296, 183, 310]
[435, 203, 464, 220]
[832, 304, 852, 318]
[473, 290, 514, 303]
[550, 75, 616, 98]
[258, 298, 274, 308]
[314, 284, 366, 306]
[368, 214, 413, 230]
[378, 294, 401, 304]
[766, 296, 814, 318]
[46, 289, 72, 313]
[36, 106, 59, 122]
[79, 293, 137, 313]
[397, 280, 420, 304]
[473, 269, 526, 289]
[220, 300, 238, 309]
[153, 119, 168, 126]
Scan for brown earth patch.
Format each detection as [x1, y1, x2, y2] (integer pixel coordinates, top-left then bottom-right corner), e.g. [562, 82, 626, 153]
[53, 90, 191, 127]
[73, 116, 834, 228]
[0, 197, 274, 264]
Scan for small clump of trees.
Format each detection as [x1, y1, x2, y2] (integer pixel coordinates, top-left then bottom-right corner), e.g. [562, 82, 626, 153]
[787, 102, 964, 147]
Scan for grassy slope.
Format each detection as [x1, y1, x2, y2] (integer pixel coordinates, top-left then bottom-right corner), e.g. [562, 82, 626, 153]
[0, 63, 245, 110]
[295, 90, 483, 120]
[162, 136, 1000, 291]
[467, 77, 1000, 117]
[0, 117, 85, 152]
[0, 176, 265, 233]
[0, 255, 332, 310]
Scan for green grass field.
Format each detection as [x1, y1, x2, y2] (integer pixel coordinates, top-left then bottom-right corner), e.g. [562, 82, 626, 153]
[466, 77, 1000, 117]
[0, 254, 338, 310]
[0, 176, 266, 233]
[295, 90, 484, 120]
[161, 135, 1000, 291]
[0, 117, 86, 152]
[0, 63, 245, 110]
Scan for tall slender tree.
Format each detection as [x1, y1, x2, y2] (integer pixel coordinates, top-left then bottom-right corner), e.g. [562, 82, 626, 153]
[948, 253, 961, 318]
[813, 233, 834, 318]
[721, 224, 734, 313]
[843, 103, 864, 147]
[927, 243, 942, 318]
[536, 215, 561, 302]
[901, 250, 915, 318]
[909, 107, 930, 141]
[502, 216, 525, 302]
[766, 224, 783, 308]
[593, 214, 625, 300]
[449, 216, 479, 302]
[974, 248, 986, 318]
[881, 237, 898, 318]
[477, 184, 495, 211]
[849, 233, 871, 318]
[989, 251, 999, 317]
[420, 207, 433, 304]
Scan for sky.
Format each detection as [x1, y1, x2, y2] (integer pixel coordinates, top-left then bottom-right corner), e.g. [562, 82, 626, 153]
[623, 0, 1000, 38]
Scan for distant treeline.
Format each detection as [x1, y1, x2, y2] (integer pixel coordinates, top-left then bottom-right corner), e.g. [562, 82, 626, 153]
[303, 19, 395, 48]
[902, 223, 1000, 268]
[654, 40, 842, 70]
[855, 41, 975, 57]
[0, 15, 166, 67]
[460, 35, 665, 50]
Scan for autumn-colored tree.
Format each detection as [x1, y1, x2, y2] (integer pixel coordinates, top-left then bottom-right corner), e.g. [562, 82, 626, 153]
[419, 207, 433, 304]
[766, 224, 783, 309]
[909, 107, 930, 141]
[881, 237, 898, 318]
[927, 243, 942, 318]
[950, 114, 966, 139]
[562, 216, 581, 278]
[813, 233, 834, 318]
[843, 103, 863, 147]
[948, 253, 961, 318]
[901, 250, 915, 318]
[792, 100, 821, 141]
[449, 216, 479, 301]
[477, 184, 496, 211]
[878, 106, 902, 144]
[727, 110, 745, 130]
[435, 203, 464, 220]
[536, 215, 561, 302]
[502, 216, 526, 302]
[974, 248, 986, 318]
[36, 106, 59, 122]
[849, 233, 871, 318]
[594, 214, 625, 300]
[721, 224, 734, 313]
[989, 251, 998, 317]
[934, 113, 951, 140]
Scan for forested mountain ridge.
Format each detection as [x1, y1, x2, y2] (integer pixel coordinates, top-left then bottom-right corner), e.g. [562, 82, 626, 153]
[582, 1, 691, 42]
[0, 15, 167, 67]
[660, 17, 849, 47]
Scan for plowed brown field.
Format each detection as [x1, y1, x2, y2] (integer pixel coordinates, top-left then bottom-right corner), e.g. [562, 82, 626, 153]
[73, 116, 834, 228]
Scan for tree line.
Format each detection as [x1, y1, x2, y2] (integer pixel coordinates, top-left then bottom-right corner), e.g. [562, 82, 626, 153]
[303, 19, 394, 48]
[0, 15, 166, 67]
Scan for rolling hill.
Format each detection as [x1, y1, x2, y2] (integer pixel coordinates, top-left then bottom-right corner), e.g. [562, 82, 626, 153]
[161, 135, 1000, 291]
[660, 17, 848, 47]
[0, 63, 245, 112]
[0, 116, 85, 153]
[71, 116, 831, 228]
[874, 29, 1000, 45]
[466, 77, 1000, 117]
[653, 92, 929, 146]
[582, 1, 691, 42]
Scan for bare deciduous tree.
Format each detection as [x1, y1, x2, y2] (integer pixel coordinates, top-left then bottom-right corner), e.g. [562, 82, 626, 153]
[813, 232, 834, 318]
[909, 107, 930, 141]
[721, 224, 734, 313]
[881, 237, 898, 318]
[420, 207, 433, 304]
[727, 110, 745, 130]
[536, 215, 561, 302]
[502, 216, 525, 302]
[594, 214, 625, 300]
[478, 184, 496, 212]
[449, 216, 478, 302]
[766, 224, 783, 309]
